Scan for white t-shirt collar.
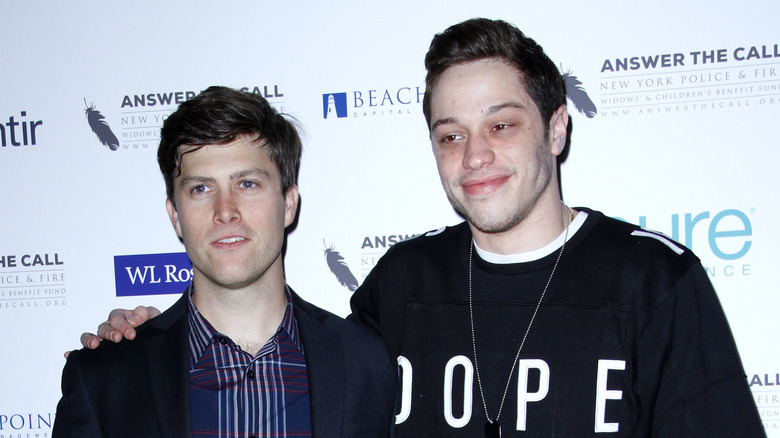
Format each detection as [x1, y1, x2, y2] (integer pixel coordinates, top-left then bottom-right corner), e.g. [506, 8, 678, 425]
[474, 210, 588, 264]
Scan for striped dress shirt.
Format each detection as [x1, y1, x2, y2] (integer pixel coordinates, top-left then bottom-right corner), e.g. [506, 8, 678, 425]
[187, 287, 312, 437]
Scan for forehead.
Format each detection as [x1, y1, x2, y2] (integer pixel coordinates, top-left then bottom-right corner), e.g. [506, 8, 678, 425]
[430, 58, 538, 119]
[176, 136, 276, 175]
[179, 135, 268, 162]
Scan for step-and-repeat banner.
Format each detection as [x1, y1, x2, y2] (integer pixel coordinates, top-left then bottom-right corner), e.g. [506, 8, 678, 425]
[2, 1, 778, 435]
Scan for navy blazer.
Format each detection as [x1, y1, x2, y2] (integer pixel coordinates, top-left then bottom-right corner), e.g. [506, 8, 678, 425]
[53, 289, 396, 437]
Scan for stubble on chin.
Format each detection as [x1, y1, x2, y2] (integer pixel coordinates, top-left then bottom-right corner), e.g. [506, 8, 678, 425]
[446, 189, 524, 235]
[466, 206, 526, 235]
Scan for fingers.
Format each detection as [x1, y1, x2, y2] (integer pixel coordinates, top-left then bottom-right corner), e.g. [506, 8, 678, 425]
[101, 306, 161, 342]
[99, 308, 135, 342]
[129, 305, 161, 326]
[78, 305, 164, 350]
[79, 331, 103, 349]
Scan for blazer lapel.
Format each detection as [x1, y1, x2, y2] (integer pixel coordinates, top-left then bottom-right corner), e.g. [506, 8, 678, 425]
[293, 293, 345, 437]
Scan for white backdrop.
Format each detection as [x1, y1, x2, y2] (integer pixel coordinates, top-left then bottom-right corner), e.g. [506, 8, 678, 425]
[2, 1, 778, 435]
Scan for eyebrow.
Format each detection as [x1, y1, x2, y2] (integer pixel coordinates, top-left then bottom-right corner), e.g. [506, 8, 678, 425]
[430, 102, 527, 131]
[431, 117, 457, 131]
[178, 175, 214, 189]
[485, 101, 526, 115]
[230, 168, 271, 181]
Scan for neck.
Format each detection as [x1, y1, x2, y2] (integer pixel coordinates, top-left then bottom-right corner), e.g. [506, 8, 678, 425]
[470, 194, 570, 255]
[192, 268, 287, 355]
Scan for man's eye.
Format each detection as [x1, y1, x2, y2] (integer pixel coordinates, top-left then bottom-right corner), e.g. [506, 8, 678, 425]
[441, 134, 462, 143]
[192, 185, 208, 194]
[492, 123, 510, 131]
[239, 181, 257, 189]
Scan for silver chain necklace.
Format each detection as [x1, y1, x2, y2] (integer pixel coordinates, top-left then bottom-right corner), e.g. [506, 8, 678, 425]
[469, 203, 571, 438]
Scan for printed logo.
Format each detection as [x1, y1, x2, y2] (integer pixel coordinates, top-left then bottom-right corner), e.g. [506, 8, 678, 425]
[323, 93, 348, 119]
[84, 99, 119, 150]
[562, 68, 597, 118]
[0, 252, 67, 310]
[321, 233, 420, 291]
[598, 44, 780, 117]
[323, 241, 358, 291]
[321, 85, 423, 119]
[114, 252, 192, 297]
[1, 111, 43, 148]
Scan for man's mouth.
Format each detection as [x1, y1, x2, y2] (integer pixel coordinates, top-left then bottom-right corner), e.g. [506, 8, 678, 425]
[217, 237, 246, 244]
[461, 175, 510, 196]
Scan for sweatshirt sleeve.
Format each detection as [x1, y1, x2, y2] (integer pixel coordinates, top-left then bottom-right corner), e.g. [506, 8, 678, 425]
[348, 259, 384, 335]
[636, 264, 765, 437]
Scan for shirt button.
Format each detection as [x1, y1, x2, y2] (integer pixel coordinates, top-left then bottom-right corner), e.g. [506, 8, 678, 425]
[219, 336, 228, 345]
[247, 369, 256, 379]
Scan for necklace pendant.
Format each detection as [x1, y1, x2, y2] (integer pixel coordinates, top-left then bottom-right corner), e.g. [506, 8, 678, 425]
[485, 420, 501, 438]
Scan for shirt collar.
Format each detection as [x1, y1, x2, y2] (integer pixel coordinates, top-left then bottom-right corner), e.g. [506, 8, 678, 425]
[474, 210, 588, 264]
[187, 283, 302, 368]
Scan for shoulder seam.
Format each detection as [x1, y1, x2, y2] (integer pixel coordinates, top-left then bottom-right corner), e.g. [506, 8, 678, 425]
[631, 230, 685, 255]
[425, 226, 446, 237]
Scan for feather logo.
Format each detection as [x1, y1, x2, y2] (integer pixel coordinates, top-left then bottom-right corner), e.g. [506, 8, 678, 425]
[84, 99, 120, 150]
[562, 68, 597, 119]
[323, 240, 359, 292]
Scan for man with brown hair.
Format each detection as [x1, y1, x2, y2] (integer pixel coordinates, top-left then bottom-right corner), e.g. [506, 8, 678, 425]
[55, 86, 395, 437]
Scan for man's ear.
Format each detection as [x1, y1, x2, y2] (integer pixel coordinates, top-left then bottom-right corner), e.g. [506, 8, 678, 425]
[283, 185, 299, 228]
[549, 105, 569, 156]
[165, 198, 183, 239]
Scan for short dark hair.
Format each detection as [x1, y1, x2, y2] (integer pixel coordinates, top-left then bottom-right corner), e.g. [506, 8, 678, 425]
[158, 86, 301, 203]
[422, 18, 566, 130]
